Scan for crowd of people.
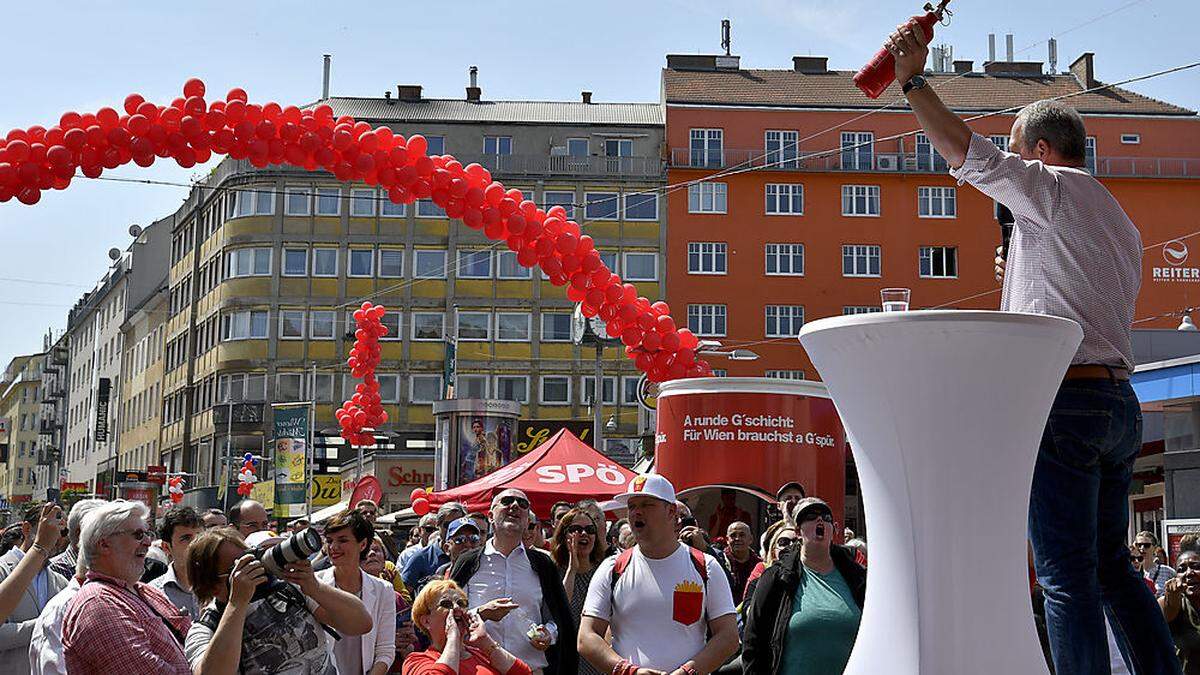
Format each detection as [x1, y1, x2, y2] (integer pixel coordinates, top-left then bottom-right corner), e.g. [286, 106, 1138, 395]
[0, 475, 1191, 674]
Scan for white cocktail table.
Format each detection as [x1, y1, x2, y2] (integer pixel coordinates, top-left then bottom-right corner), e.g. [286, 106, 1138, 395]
[798, 310, 1082, 675]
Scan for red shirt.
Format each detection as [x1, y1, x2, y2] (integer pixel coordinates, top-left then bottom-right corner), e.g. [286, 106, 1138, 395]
[62, 570, 191, 675]
[402, 647, 532, 675]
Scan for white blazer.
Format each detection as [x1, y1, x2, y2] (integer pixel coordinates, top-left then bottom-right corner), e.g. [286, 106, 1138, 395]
[317, 567, 396, 674]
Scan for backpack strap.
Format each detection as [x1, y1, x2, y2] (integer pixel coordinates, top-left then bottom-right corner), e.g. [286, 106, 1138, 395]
[609, 547, 636, 593]
[688, 546, 709, 586]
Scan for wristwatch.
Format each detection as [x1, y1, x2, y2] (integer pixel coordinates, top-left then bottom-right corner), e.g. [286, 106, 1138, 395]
[902, 75, 929, 95]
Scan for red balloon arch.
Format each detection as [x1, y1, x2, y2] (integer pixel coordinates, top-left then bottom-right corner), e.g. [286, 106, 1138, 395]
[0, 79, 712, 446]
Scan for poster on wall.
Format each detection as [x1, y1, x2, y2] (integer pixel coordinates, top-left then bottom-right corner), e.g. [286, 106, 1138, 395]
[517, 420, 593, 454]
[272, 404, 309, 517]
[1163, 518, 1200, 566]
[459, 416, 514, 483]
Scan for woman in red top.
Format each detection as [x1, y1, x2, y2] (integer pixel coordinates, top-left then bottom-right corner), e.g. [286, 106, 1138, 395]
[403, 580, 531, 675]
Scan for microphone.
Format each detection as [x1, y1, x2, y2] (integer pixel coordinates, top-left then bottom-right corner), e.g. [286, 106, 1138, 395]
[997, 203, 1015, 261]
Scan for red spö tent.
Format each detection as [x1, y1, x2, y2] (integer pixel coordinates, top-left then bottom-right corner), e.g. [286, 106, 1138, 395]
[427, 429, 637, 517]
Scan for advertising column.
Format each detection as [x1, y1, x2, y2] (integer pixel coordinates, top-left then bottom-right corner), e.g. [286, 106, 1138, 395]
[272, 404, 309, 519]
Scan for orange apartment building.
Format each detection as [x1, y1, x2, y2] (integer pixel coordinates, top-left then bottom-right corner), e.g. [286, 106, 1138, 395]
[662, 51, 1200, 380]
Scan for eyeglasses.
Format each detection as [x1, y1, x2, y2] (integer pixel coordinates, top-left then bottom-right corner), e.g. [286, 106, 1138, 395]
[1135, 542, 1153, 549]
[566, 525, 597, 536]
[421, 526, 437, 533]
[1178, 562, 1199, 573]
[450, 534, 481, 546]
[437, 597, 469, 611]
[799, 512, 834, 524]
[774, 537, 797, 549]
[116, 528, 152, 542]
[499, 495, 530, 510]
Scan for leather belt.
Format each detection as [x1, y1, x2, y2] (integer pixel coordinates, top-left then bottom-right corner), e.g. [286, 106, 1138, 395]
[1064, 364, 1130, 381]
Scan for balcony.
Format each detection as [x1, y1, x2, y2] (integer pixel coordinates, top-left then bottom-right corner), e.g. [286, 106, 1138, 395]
[453, 152, 663, 178]
[669, 148, 1200, 179]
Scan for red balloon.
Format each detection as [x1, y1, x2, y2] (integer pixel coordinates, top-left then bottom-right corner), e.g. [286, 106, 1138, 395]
[227, 87, 249, 103]
[661, 331, 681, 352]
[621, 327, 643, 347]
[412, 498, 431, 516]
[642, 331, 662, 352]
[123, 94, 145, 116]
[556, 233, 578, 255]
[410, 488, 428, 502]
[678, 329, 699, 350]
[567, 286, 586, 303]
[656, 314, 677, 334]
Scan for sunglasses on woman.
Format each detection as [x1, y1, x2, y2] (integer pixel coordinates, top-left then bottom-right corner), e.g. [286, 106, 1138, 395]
[437, 597, 470, 611]
[566, 524, 597, 536]
[800, 512, 834, 524]
[499, 495, 530, 510]
[774, 537, 797, 549]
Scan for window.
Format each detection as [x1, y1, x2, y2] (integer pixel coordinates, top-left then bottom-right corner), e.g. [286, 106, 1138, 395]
[411, 312, 444, 341]
[350, 189, 376, 217]
[316, 188, 341, 216]
[285, 187, 311, 216]
[687, 304, 727, 337]
[918, 187, 957, 218]
[622, 252, 658, 281]
[410, 375, 443, 404]
[312, 248, 338, 277]
[765, 130, 799, 168]
[313, 373, 334, 402]
[765, 305, 805, 338]
[843, 306, 883, 315]
[582, 376, 617, 405]
[688, 243, 727, 275]
[585, 192, 619, 220]
[566, 138, 589, 157]
[598, 251, 618, 275]
[688, 182, 727, 214]
[543, 191, 575, 219]
[375, 374, 400, 403]
[279, 310, 306, 339]
[457, 374, 489, 399]
[425, 136, 445, 155]
[540, 376, 571, 405]
[235, 188, 274, 217]
[283, 248, 308, 277]
[484, 136, 512, 155]
[765, 370, 806, 380]
[417, 199, 447, 218]
[919, 246, 958, 278]
[1120, 134, 1141, 145]
[414, 250, 447, 279]
[380, 312, 401, 340]
[690, 128, 723, 167]
[349, 249, 374, 277]
[842, 245, 881, 277]
[226, 248, 272, 278]
[378, 249, 404, 278]
[765, 184, 804, 215]
[457, 312, 492, 341]
[494, 376, 529, 404]
[541, 313, 572, 342]
[765, 243, 805, 276]
[914, 133, 949, 172]
[277, 373, 303, 401]
[1085, 137, 1097, 174]
[711, 369, 727, 377]
[310, 310, 335, 339]
[840, 132, 874, 170]
[841, 185, 881, 216]
[496, 251, 532, 279]
[457, 249, 492, 279]
[605, 139, 632, 158]
[495, 313, 530, 341]
[988, 135, 1010, 153]
[222, 310, 269, 340]
[622, 376, 641, 405]
[624, 193, 658, 220]
[219, 373, 267, 402]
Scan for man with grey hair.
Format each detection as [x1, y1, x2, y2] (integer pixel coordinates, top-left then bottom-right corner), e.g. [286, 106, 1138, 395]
[48, 499, 106, 581]
[61, 500, 191, 673]
[400, 501, 466, 590]
[885, 23, 1175, 674]
[0, 502, 70, 675]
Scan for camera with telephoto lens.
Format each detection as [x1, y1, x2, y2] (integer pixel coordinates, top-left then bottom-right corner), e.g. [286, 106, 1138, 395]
[244, 528, 322, 601]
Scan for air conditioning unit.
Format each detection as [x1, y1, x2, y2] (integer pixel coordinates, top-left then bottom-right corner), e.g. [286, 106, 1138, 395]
[876, 154, 901, 171]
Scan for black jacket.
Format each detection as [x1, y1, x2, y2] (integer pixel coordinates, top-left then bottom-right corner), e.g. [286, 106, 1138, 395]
[741, 545, 867, 674]
[449, 544, 579, 675]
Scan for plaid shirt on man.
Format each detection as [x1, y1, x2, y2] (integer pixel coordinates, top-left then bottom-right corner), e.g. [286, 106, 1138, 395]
[62, 571, 192, 674]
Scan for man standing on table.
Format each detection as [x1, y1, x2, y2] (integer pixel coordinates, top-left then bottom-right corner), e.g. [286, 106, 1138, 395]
[884, 21, 1178, 674]
[579, 474, 738, 675]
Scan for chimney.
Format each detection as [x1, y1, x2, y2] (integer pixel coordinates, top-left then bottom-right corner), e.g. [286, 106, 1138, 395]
[397, 84, 422, 101]
[931, 46, 944, 72]
[988, 34, 996, 62]
[953, 60, 973, 74]
[1070, 52, 1097, 88]
[1006, 34, 1014, 62]
[322, 54, 331, 99]
[466, 66, 481, 102]
[1048, 38, 1058, 74]
[792, 56, 828, 73]
[721, 18, 731, 56]
[581, 91, 593, 104]
[384, 90, 393, 104]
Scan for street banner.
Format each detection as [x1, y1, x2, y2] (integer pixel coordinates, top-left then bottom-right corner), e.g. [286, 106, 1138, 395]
[272, 404, 309, 514]
[310, 475, 341, 508]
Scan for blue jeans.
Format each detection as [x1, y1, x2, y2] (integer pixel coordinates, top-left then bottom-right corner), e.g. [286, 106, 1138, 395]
[1029, 379, 1181, 675]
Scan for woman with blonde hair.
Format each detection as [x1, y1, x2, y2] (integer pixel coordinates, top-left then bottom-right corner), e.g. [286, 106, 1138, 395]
[403, 579, 530, 675]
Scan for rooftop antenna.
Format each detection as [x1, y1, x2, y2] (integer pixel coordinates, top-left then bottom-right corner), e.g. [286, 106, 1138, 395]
[1048, 38, 1058, 74]
[721, 18, 731, 56]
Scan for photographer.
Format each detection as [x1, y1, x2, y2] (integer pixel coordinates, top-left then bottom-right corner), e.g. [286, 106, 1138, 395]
[185, 527, 372, 674]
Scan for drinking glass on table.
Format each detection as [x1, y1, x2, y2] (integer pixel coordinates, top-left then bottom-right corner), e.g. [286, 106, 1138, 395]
[881, 288, 911, 312]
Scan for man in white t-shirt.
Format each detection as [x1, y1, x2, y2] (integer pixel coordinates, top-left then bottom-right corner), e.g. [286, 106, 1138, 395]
[579, 474, 738, 675]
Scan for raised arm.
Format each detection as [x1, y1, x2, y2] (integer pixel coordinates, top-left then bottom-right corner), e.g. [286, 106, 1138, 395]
[0, 504, 62, 623]
[887, 20, 971, 168]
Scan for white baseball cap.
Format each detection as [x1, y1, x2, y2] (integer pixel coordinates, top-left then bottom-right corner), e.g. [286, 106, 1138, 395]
[612, 474, 677, 506]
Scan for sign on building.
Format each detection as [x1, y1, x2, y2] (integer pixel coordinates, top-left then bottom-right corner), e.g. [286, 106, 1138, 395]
[95, 378, 111, 443]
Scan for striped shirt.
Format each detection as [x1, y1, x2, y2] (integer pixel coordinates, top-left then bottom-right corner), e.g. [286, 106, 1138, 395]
[1143, 563, 1176, 597]
[950, 133, 1142, 369]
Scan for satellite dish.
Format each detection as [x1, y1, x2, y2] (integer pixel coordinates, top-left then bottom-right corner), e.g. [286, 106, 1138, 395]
[107, 248, 121, 261]
[128, 224, 143, 238]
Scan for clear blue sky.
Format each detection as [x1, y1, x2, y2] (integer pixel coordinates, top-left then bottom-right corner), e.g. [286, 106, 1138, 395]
[1, 0, 1196, 361]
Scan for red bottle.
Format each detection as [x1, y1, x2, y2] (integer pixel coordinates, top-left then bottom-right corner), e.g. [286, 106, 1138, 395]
[854, 11, 941, 99]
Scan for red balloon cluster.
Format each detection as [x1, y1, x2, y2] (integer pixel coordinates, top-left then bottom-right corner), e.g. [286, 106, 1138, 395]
[410, 488, 431, 516]
[0, 78, 713, 382]
[336, 302, 389, 446]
